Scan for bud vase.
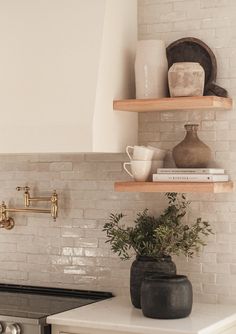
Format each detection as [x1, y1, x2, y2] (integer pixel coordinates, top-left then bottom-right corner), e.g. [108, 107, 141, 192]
[135, 40, 168, 99]
[172, 124, 211, 168]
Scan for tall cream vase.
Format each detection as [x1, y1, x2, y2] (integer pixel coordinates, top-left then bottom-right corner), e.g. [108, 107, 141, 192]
[135, 40, 168, 99]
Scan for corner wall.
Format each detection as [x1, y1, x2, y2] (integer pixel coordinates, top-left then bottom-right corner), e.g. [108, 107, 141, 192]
[138, 0, 236, 304]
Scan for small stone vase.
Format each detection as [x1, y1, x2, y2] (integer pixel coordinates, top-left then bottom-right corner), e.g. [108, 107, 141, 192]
[173, 124, 211, 168]
[168, 62, 205, 97]
[130, 255, 176, 309]
[135, 40, 168, 99]
[141, 274, 193, 319]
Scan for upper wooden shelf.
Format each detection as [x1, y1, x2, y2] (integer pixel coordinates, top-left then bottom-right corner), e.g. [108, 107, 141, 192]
[115, 181, 234, 193]
[113, 96, 232, 112]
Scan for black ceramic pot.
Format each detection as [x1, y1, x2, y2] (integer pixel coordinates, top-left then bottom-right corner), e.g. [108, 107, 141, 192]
[141, 274, 193, 319]
[130, 256, 176, 309]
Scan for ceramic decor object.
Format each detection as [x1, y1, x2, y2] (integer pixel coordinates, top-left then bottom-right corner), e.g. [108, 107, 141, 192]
[166, 37, 228, 97]
[126, 145, 154, 161]
[168, 62, 205, 97]
[130, 255, 176, 309]
[141, 274, 193, 319]
[135, 40, 168, 99]
[172, 124, 211, 168]
[123, 160, 152, 182]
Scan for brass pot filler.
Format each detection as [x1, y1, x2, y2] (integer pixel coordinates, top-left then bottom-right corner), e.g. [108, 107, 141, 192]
[0, 186, 58, 230]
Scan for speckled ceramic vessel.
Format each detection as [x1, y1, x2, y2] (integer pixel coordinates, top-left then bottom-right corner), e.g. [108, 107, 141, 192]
[172, 124, 211, 168]
[168, 62, 205, 97]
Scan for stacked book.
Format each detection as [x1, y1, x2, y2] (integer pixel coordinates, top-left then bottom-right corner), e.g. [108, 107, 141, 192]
[153, 168, 229, 182]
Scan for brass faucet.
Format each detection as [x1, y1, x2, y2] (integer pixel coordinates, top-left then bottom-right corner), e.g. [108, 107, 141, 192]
[16, 186, 31, 207]
[0, 187, 58, 230]
[0, 202, 15, 230]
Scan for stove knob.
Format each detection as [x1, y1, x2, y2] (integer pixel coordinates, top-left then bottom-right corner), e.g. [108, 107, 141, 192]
[5, 324, 21, 334]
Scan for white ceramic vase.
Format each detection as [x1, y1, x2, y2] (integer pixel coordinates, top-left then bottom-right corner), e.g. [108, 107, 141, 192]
[135, 40, 168, 99]
[168, 62, 205, 97]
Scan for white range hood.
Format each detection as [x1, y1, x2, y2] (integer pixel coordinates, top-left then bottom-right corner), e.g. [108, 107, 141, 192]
[0, 0, 137, 153]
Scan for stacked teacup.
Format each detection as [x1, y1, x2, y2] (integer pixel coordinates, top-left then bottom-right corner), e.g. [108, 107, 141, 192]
[123, 145, 166, 182]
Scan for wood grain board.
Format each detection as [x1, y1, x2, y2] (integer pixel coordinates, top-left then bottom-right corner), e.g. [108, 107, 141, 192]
[166, 37, 228, 97]
[114, 181, 234, 193]
[113, 96, 232, 112]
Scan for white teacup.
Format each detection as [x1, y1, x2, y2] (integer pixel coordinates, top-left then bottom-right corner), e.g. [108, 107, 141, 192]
[147, 145, 167, 160]
[126, 145, 154, 161]
[123, 160, 152, 182]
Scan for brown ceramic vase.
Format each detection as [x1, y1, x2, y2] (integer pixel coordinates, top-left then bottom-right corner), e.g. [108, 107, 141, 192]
[172, 124, 211, 168]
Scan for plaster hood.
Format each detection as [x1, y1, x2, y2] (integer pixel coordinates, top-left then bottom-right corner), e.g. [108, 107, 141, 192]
[0, 0, 137, 153]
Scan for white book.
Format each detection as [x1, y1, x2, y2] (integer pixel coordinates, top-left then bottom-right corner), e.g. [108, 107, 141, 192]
[152, 173, 229, 182]
[156, 168, 225, 174]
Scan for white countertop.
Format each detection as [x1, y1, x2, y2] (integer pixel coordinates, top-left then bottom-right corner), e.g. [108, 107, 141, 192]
[47, 297, 236, 334]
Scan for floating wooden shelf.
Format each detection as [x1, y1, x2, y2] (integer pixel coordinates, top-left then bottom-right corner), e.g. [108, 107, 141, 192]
[113, 96, 232, 112]
[114, 181, 234, 193]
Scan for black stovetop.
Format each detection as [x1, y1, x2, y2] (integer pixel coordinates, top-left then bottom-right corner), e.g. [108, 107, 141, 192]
[0, 284, 112, 320]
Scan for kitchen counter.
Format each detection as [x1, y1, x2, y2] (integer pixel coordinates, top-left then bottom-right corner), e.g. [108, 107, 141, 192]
[47, 297, 236, 334]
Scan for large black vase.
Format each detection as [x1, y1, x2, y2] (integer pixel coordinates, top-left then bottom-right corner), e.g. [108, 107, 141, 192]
[141, 274, 193, 319]
[130, 255, 176, 309]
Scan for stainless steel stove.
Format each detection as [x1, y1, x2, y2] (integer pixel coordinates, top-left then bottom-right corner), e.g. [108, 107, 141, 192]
[0, 284, 112, 334]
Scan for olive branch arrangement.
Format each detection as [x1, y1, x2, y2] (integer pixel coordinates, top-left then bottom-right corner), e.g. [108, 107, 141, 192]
[103, 193, 213, 260]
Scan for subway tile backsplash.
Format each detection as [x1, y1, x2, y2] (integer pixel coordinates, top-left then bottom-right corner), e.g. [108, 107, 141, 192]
[0, 153, 134, 296]
[0, 149, 234, 304]
[138, 0, 236, 304]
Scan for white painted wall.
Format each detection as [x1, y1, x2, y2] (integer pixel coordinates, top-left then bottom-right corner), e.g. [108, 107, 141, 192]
[93, 0, 138, 152]
[0, 0, 137, 153]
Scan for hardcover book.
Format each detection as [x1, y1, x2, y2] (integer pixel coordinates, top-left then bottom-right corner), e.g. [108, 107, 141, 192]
[152, 174, 229, 182]
[156, 168, 225, 174]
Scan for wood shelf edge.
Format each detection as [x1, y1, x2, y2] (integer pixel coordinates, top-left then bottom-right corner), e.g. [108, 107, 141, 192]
[114, 181, 234, 193]
[113, 96, 233, 112]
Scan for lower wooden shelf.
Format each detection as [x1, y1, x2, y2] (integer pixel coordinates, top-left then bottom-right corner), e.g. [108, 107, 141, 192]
[114, 181, 234, 193]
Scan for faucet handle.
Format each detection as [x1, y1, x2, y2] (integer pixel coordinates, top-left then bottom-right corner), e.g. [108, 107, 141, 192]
[16, 186, 30, 192]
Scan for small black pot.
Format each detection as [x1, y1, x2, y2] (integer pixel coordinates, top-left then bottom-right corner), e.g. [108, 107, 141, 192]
[130, 256, 176, 309]
[141, 274, 193, 319]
